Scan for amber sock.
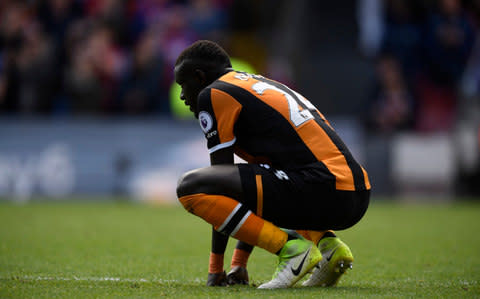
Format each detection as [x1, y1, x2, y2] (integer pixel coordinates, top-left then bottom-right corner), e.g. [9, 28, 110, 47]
[296, 230, 337, 246]
[179, 193, 288, 254]
[208, 252, 224, 274]
[230, 248, 251, 268]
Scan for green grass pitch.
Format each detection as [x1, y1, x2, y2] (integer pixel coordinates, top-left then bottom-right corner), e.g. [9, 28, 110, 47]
[1, 198, 479, 298]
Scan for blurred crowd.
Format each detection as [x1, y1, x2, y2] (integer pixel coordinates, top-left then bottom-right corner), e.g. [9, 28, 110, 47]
[0, 0, 241, 116]
[0, 0, 479, 134]
[363, 0, 479, 133]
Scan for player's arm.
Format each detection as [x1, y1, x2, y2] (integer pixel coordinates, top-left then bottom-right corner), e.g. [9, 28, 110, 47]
[200, 88, 251, 285]
[206, 147, 234, 286]
[207, 147, 253, 286]
[210, 146, 234, 165]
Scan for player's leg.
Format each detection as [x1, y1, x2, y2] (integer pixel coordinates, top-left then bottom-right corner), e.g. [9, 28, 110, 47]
[226, 241, 253, 285]
[300, 190, 370, 287]
[297, 230, 331, 245]
[302, 233, 354, 287]
[176, 165, 243, 200]
[207, 230, 252, 286]
[177, 164, 303, 254]
[206, 228, 229, 286]
[177, 165, 247, 286]
[177, 165, 321, 288]
[296, 229, 354, 286]
[240, 164, 369, 288]
[295, 230, 354, 287]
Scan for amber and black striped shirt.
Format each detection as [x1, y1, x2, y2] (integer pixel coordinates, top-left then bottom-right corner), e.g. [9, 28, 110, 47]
[196, 71, 370, 191]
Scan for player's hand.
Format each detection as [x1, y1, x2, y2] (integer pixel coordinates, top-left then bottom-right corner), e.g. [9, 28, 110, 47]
[206, 271, 227, 286]
[226, 266, 249, 285]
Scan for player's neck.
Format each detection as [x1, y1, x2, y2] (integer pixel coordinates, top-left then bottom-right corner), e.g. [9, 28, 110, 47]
[207, 68, 233, 85]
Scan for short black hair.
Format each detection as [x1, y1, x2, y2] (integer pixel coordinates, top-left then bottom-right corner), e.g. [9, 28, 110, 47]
[175, 40, 232, 69]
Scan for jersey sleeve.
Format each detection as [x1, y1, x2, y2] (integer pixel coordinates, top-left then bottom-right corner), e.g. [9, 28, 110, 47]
[197, 88, 243, 153]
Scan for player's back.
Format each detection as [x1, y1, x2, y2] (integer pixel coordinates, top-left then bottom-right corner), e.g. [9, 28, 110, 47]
[197, 71, 370, 191]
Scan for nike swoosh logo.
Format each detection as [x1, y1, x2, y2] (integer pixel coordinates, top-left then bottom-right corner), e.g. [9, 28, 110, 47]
[326, 248, 337, 262]
[291, 248, 310, 276]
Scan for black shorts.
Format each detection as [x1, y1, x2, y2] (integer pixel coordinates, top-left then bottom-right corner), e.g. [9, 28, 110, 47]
[238, 163, 370, 231]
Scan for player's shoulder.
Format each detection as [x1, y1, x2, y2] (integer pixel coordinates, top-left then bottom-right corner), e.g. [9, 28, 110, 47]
[200, 71, 274, 107]
[217, 71, 266, 84]
[197, 72, 241, 107]
[198, 85, 212, 99]
[209, 71, 267, 95]
[197, 72, 239, 101]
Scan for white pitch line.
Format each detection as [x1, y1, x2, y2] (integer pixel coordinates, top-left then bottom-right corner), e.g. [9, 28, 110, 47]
[7, 275, 185, 284]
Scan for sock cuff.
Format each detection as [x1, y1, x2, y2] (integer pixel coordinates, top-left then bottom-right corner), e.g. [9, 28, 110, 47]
[257, 220, 288, 254]
[209, 252, 224, 274]
[230, 248, 250, 268]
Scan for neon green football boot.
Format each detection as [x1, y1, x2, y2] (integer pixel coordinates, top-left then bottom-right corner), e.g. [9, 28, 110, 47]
[302, 237, 354, 287]
[258, 237, 322, 289]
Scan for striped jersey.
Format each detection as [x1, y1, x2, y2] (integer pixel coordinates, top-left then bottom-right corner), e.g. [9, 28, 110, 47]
[197, 71, 370, 191]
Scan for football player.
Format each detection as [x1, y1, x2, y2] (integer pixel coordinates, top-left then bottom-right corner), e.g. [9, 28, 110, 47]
[175, 40, 371, 289]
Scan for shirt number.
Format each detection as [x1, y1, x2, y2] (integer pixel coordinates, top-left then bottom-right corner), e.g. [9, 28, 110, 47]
[252, 81, 314, 127]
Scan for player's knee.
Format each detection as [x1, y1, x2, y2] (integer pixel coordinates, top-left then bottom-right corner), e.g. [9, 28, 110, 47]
[177, 193, 194, 212]
[176, 169, 203, 198]
[177, 192, 204, 214]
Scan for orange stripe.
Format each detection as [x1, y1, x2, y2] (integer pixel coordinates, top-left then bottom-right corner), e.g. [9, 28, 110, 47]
[255, 175, 263, 216]
[257, 220, 288, 254]
[307, 230, 328, 245]
[232, 214, 264, 246]
[296, 121, 356, 190]
[178, 193, 239, 228]
[210, 89, 242, 144]
[219, 73, 298, 127]
[218, 72, 361, 191]
[219, 72, 261, 96]
[361, 166, 371, 189]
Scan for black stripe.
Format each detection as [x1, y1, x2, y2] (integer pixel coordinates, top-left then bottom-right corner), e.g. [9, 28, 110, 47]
[215, 77, 365, 190]
[211, 81, 319, 166]
[213, 77, 365, 190]
[220, 204, 250, 235]
[237, 164, 258, 212]
[315, 119, 366, 190]
[251, 76, 366, 190]
[197, 88, 221, 148]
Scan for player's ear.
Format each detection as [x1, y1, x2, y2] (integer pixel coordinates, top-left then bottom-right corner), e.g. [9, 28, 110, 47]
[194, 69, 207, 85]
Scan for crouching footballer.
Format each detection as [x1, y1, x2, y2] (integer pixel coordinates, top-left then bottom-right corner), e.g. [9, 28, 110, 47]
[175, 40, 371, 289]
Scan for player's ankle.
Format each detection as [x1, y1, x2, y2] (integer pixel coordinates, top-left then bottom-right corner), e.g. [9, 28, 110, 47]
[318, 231, 337, 245]
[230, 248, 250, 268]
[274, 230, 303, 255]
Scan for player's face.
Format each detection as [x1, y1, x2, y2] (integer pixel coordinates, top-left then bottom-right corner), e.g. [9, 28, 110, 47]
[174, 62, 204, 118]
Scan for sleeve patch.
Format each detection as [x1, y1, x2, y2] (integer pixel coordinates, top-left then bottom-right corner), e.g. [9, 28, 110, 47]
[198, 111, 214, 133]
